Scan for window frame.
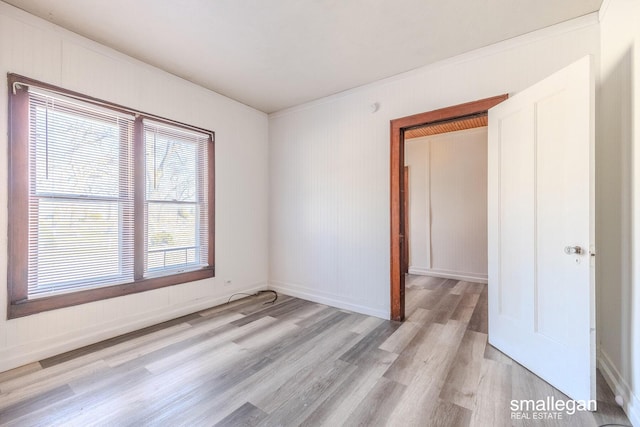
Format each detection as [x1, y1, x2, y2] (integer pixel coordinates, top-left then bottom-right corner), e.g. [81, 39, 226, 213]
[142, 120, 210, 276]
[7, 74, 215, 319]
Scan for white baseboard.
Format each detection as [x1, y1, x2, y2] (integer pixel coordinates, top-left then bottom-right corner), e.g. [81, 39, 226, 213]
[268, 281, 389, 320]
[0, 283, 268, 373]
[598, 348, 640, 426]
[408, 267, 488, 284]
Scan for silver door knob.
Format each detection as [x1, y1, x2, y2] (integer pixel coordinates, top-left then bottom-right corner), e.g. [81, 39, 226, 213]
[564, 246, 583, 255]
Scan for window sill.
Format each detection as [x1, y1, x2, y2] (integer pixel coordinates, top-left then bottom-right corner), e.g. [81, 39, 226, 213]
[8, 267, 215, 319]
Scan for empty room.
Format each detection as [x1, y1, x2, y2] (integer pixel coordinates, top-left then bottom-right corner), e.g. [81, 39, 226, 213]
[0, 1, 639, 426]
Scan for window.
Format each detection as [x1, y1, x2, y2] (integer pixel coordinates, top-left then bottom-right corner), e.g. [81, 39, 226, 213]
[7, 74, 214, 318]
[143, 121, 210, 275]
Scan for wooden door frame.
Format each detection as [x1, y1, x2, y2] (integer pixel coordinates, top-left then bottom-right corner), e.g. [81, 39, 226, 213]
[390, 94, 508, 321]
[402, 166, 409, 274]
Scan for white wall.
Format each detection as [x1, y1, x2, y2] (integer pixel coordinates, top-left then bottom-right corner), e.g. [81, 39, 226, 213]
[598, 1, 640, 425]
[405, 140, 429, 272]
[269, 15, 600, 319]
[0, 3, 269, 372]
[405, 128, 488, 282]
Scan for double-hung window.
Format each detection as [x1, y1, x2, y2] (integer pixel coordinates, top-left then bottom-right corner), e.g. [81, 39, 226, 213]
[143, 121, 211, 276]
[7, 74, 215, 318]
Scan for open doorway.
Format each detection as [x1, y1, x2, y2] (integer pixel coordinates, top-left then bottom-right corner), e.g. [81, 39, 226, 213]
[405, 120, 488, 282]
[389, 95, 507, 321]
[388, 57, 599, 404]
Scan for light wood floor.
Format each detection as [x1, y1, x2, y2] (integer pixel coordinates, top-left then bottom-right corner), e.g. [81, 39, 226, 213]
[0, 275, 631, 426]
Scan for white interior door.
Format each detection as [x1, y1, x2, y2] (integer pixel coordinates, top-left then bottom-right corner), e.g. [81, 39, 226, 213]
[487, 55, 595, 402]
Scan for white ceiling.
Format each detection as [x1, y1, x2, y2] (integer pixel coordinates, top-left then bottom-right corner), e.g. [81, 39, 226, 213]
[3, 0, 603, 113]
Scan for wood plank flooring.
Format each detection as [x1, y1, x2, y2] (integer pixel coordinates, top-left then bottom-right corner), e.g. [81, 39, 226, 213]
[0, 275, 631, 426]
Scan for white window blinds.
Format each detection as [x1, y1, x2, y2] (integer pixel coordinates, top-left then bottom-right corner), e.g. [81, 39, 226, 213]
[27, 90, 135, 298]
[143, 120, 210, 276]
